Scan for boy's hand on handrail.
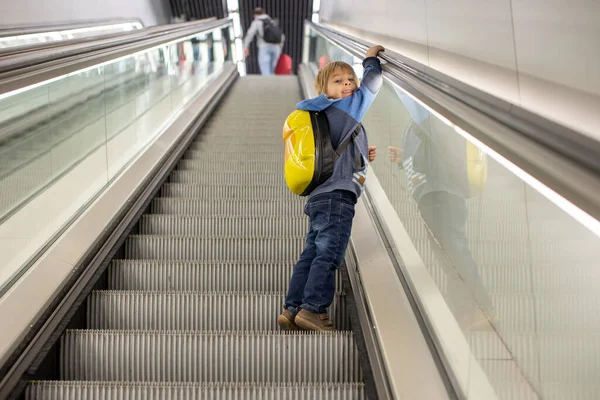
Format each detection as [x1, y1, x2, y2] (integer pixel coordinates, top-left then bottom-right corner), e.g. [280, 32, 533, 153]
[366, 45, 385, 58]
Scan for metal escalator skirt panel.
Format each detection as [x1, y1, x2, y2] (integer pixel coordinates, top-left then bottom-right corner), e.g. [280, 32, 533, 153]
[124, 236, 305, 261]
[26, 382, 366, 399]
[150, 199, 304, 216]
[108, 260, 340, 292]
[86, 291, 349, 331]
[138, 215, 308, 236]
[60, 330, 362, 383]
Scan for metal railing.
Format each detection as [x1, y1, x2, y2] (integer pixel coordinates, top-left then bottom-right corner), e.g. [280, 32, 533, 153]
[0, 18, 231, 94]
[306, 21, 600, 225]
[0, 18, 144, 38]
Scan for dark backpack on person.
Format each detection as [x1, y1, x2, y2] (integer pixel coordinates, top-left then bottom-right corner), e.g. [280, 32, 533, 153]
[262, 18, 282, 44]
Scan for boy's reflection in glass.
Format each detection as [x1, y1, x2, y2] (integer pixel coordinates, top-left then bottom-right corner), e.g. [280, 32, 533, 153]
[388, 89, 495, 329]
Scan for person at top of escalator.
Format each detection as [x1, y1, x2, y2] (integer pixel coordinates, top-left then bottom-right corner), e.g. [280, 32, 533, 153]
[277, 45, 385, 332]
[243, 7, 285, 75]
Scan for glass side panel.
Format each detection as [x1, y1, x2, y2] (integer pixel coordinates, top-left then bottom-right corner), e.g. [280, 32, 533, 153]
[0, 22, 143, 50]
[306, 26, 600, 400]
[0, 25, 231, 296]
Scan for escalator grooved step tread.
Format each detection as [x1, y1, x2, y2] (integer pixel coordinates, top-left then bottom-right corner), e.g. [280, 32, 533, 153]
[124, 235, 305, 261]
[189, 143, 283, 150]
[177, 159, 283, 172]
[194, 136, 283, 144]
[183, 151, 282, 162]
[60, 330, 362, 383]
[160, 184, 299, 201]
[87, 291, 349, 331]
[139, 215, 307, 236]
[26, 382, 365, 400]
[150, 198, 304, 216]
[108, 260, 339, 291]
[169, 171, 285, 186]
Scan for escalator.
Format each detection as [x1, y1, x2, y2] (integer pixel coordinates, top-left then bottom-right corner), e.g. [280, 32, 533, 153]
[24, 75, 365, 398]
[1, 15, 599, 400]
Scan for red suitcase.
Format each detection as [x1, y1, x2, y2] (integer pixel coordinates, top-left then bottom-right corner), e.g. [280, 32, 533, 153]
[275, 53, 292, 75]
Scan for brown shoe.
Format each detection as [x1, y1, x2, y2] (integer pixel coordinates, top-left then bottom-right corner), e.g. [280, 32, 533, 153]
[295, 309, 334, 332]
[277, 308, 300, 331]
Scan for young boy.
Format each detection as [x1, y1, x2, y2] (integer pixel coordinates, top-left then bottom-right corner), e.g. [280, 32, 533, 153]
[278, 45, 385, 331]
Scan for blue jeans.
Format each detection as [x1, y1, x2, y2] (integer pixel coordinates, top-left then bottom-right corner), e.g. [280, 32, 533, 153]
[285, 190, 356, 314]
[258, 44, 281, 75]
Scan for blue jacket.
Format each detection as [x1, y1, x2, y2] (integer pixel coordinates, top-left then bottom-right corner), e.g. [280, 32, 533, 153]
[295, 57, 383, 200]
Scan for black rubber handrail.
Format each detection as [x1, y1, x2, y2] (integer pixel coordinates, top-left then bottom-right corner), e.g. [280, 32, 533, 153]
[307, 20, 600, 223]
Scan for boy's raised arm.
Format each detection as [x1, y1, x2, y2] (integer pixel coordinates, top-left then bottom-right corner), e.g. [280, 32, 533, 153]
[334, 45, 385, 122]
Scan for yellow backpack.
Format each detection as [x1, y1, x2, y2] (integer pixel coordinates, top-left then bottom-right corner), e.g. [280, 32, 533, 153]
[283, 110, 359, 196]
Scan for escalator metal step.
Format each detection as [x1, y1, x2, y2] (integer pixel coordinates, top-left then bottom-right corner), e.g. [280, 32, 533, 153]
[184, 151, 281, 162]
[150, 198, 303, 216]
[124, 235, 304, 261]
[86, 291, 349, 330]
[194, 136, 283, 144]
[203, 120, 288, 128]
[108, 260, 340, 292]
[160, 183, 297, 200]
[169, 171, 284, 186]
[26, 382, 365, 399]
[139, 215, 307, 236]
[60, 330, 361, 382]
[177, 159, 282, 172]
[189, 142, 282, 151]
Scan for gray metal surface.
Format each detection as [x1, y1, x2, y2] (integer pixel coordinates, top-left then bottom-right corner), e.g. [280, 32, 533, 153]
[178, 158, 283, 171]
[26, 382, 365, 399]
[60, 330, 361, 382]
[169, 171, 285, 185]
[28, 76, 364, 398]
[159, 183, 298, 200]
[107, 260, 341, 291]
[124, 235, 305, 261]
[86, 291, 349, 330]
[138, 215, 308, 236]
[149, 198, 303, 216]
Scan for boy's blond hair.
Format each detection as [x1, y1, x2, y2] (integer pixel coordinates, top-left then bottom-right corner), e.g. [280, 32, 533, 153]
[314, 61, 359, 95]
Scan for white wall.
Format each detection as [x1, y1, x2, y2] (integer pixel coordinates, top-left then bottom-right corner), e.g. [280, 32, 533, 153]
[0, 0, 170, 27]
[320, 0, 600, 140]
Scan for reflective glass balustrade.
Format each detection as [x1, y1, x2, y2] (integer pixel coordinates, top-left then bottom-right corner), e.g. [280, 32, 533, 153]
[0, 24, 235, 296]
[306, 25, 600, 400]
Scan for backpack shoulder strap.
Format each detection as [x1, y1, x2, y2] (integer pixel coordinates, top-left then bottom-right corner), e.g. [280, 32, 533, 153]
[334, 123, 362, 156]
